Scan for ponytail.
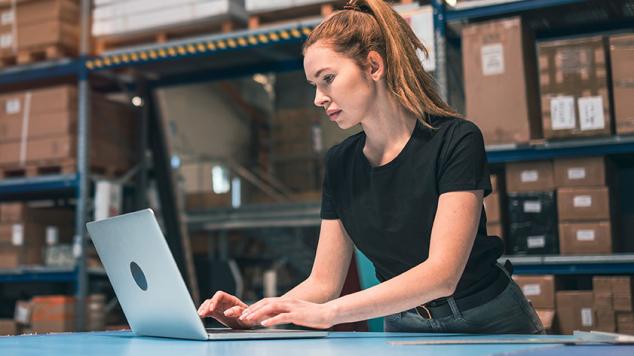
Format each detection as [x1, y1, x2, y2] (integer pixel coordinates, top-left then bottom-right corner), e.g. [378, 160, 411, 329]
[304, 0, 459, 126]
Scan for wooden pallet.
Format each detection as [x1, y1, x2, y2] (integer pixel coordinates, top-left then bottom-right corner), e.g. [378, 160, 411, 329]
[0, 159, 125, 179]
[247, 0, 414, 29]
[93, 18, 242, 55]
[0, 44, 77, 68]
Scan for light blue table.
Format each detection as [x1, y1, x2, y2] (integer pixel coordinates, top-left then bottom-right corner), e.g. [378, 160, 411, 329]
[1, 331, 633, 355]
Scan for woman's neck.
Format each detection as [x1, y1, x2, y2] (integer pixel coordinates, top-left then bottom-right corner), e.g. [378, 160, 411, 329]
[360, 95, 418, 167]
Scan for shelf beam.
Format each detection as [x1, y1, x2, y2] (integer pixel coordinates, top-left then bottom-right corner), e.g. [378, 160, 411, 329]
[446, 0, 586, 22]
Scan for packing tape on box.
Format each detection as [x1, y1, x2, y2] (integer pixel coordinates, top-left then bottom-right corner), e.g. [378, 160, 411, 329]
[19, 91, 31, 165]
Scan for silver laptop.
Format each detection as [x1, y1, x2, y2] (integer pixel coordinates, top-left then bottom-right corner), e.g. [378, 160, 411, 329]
[86, 209, 329, 341]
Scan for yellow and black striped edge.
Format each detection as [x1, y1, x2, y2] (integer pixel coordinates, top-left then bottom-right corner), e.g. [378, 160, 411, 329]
[86, 25, 315, 70]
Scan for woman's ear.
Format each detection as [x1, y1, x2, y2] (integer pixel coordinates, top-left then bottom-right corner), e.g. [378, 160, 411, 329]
[366, 51, 385, 81]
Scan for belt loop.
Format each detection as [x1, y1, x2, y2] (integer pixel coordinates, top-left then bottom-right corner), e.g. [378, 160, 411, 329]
[446, 296, 463, 319]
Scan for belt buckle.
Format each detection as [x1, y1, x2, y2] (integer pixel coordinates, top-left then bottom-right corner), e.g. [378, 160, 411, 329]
[416, 304, 432, 320]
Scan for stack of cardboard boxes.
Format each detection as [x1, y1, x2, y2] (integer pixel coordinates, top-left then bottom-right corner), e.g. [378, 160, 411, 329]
[484, 174, 502, 239]
[505, 161, 558, 255]
[462, 17, 541, 145]
[593, 276, 634, 335]
[0, 203, 74, 269]
[555, 157, 615, 255]
[513, 275, 557, 333]
[180, 161, 232, 210]
[610, 34, 634, 135]
[0, 0, 79, 63]
[10, 293, 107, 335]
[538, 36, 612, 139]
[270, 108, 324, 194]
[0, 85, 136, 176]
[556, 289, 596, 334]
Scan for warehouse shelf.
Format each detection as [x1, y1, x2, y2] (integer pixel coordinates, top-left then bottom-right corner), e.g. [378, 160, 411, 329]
[0, 266, 106, 283]
[0, 58, 82, 88]
[486, 135, 634, 164]
[0, 174, 78, 201]
[187, 202, 321, 231]
[86, 19, 320, 88]
[446, 0, 586, 21]
[502, 254, 634, 275]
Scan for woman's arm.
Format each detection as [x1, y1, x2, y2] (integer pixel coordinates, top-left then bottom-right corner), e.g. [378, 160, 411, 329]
[236, 190, 483, 328]
[324, 190, 483, 325]
[282, 219, 355, 303]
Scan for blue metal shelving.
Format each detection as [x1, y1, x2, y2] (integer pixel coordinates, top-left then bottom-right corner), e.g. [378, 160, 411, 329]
[445, 0, 586, 21]
[0, 174, 78, 197]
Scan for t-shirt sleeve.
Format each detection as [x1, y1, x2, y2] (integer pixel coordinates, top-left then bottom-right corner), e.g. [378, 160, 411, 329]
[320, 148, 339, 219]
[437, 121, 492, 197]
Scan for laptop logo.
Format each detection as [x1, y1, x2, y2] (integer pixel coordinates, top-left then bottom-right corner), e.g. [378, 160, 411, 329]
[130, 261, 148, 291]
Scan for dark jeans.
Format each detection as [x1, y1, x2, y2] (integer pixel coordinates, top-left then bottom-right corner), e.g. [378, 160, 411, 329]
[384, 267, 545, 334]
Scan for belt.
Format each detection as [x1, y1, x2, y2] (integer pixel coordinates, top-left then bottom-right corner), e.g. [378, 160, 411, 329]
[415, 263, 511, 320]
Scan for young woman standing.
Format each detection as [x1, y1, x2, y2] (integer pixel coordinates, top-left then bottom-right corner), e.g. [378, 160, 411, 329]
[198, 0, 544, 334]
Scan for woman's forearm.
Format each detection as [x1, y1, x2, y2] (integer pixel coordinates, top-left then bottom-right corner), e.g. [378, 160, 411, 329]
[282, 277, 340, 304]
[325, 260, 455, 325]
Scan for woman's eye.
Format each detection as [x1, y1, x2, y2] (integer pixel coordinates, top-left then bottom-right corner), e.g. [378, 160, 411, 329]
[324, 75, 335, 84]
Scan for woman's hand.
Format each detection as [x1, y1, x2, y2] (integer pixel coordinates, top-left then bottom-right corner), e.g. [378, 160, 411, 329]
[237, 297, 338, 329]
[197, 291, 259, 330]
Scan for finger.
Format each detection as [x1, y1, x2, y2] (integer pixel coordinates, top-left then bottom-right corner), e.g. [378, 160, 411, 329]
[198, 299, 211, 316]
[240, 298, 275, 320]
[261, 313, 292, 327]
[245, 302, 289, 323]
[224, 305, 244, 317]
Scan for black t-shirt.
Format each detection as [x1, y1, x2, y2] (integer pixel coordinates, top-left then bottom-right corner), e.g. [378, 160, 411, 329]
[320, 115, 504, 299]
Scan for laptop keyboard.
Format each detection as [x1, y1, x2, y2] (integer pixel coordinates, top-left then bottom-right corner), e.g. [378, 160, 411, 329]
[206, 328, 303, 333]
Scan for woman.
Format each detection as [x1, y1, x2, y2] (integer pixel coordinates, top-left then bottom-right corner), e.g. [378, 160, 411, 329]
[197, 0, 544, 334]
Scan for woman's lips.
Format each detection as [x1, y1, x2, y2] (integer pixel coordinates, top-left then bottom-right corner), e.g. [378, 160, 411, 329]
[328, 110, 341, 121]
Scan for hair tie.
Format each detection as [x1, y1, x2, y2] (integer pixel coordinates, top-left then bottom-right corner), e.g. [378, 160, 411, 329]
[343, 2, 370, 13]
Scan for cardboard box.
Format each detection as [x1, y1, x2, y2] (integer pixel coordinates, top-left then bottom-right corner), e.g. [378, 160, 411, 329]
[556, 291, 595, 334]
[0, 319, 16, 335]
[559, 221, 612, 255]
[0, 85, 76, 119]
[0, 0, 79, 27]
[513, 275, 556, 308]
[592, 276, 634, 312]
[557, 187, 610, 221]
[462, 17, 541, 145]
[535, 309, 556, 333]
[507, 191, 558, 254]
[0, 223, 48, 268]
[484, 192, 501, 223]
[0, 204, 74, 224]
[30, 295, 75, 334]
[505, 161, 555, 193]
[538, 36, 612, 139]
[487, 222, 502, 240]
[553, 156, 608, 187]
[490, 174, 498, 193]
[610, 34, 634, 135]
[617, 312, 634, 334]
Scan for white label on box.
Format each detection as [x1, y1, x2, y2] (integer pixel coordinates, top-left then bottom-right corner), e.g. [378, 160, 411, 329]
[522, 284, 542, 297]
[573, 195, 593, 208]
[1, 11, 14, 25]
[481, 43, 505, 76]
[581, 308, 593, 327]
[578, 96, 605, 131]
[5, 98, 20, 114]
[12, 224, 24, 246]
[550, 96, 576, 130]
[567, 167, 586, 180]
[46, 226, 59, 245]
[524, 201, 542, 213]
[577, 229, 596, 241]
[0, 33, 13, 48]
[94, 180, 122, 221]
[520, 170, 539, 183]
[527, 235, 546, 249]
[14, 304, 30, 324]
